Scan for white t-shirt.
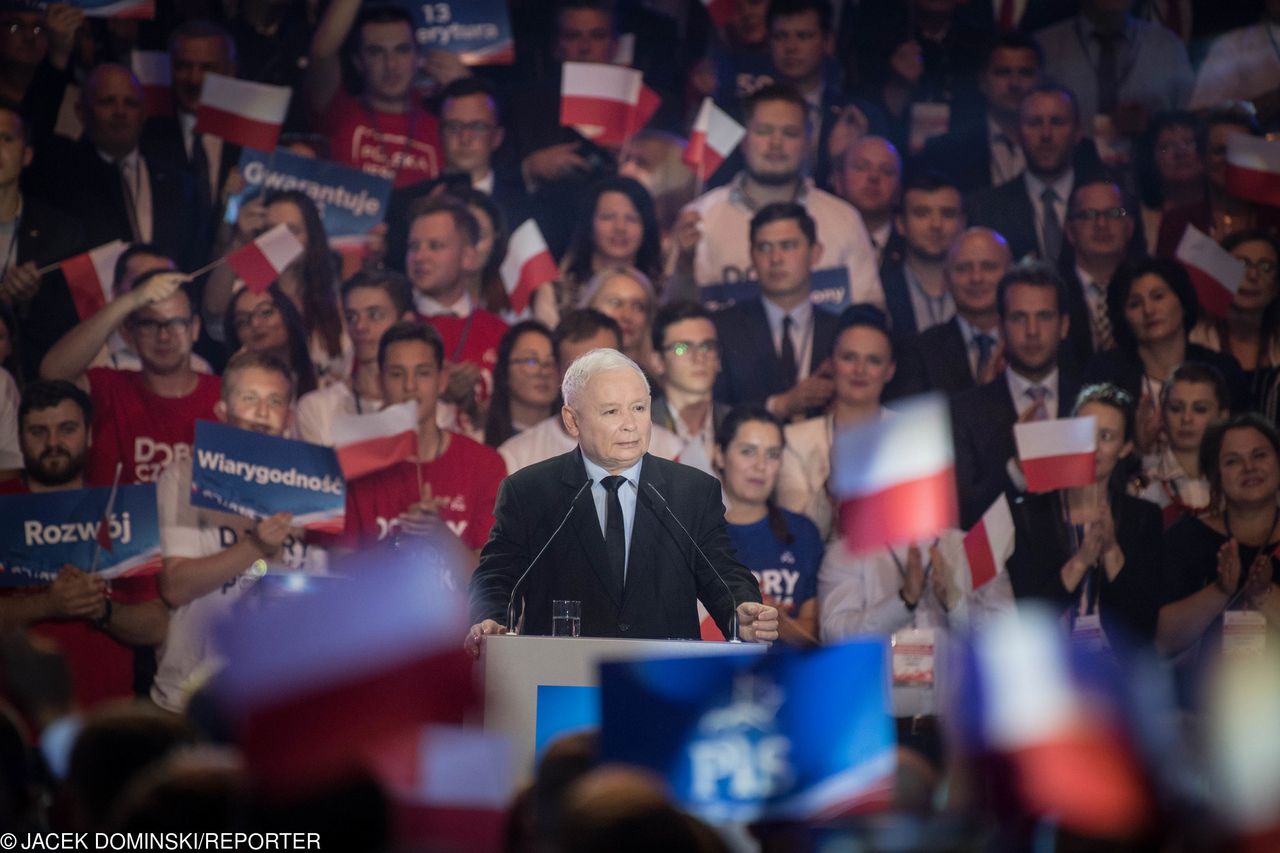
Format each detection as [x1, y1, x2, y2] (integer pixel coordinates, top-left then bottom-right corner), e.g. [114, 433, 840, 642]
[151, 458, 326, 712]
[295, 381, 382, 446]
[497, 415, 685, 475]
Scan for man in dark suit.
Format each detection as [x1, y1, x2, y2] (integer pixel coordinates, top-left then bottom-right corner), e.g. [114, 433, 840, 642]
[25, 64, 198, 270]
[712, 202, 839, 420]
[141, 21, 240, 258]
[966, 84, 1087, 267]
[952, 262, 1080, 528]
[882, 171, 965, 337]
[466, 348, 776, 650]
[897, 227, 1012, 398]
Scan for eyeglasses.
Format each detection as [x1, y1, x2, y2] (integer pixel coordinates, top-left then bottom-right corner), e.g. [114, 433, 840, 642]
[5, 22, 43, 37]
[510, 356, 556, 372]
[663, 340, 719, 357]
[1241, 258, 1277, 274]
[128, 316, 193, 336]
[442, 120, 496, 137]
[1069, 207, 1127, 222]
[233, 303, 280, 331]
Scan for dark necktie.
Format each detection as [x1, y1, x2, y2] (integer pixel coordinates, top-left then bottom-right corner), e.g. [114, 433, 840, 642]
[190, 130, 212, 213]
[974, 332, 996, 379]
[601, 475, 627, 593]
[117, 159, 141, 241]
[779, 315, 798, 386]
[1040, 187, 1063, 262]
[1095, 31, 1121, 116]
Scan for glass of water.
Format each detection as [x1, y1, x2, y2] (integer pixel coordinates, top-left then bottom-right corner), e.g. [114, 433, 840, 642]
[552, 600, 581, 637]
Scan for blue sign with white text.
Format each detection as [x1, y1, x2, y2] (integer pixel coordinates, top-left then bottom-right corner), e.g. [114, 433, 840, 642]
[400, 0, 515, 65]
[191, 421, 346, 533]
[0, 485, 161, 587]
[225, 148, 393, 245]
[600, 639, 895, 823]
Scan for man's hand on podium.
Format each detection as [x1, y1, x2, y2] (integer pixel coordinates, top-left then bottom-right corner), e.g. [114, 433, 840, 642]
[737, 602, 779, 643]
[465, 619, 507, 659]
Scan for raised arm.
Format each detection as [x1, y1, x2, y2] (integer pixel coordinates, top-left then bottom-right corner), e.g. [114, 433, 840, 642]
[305, 0, 361, 115]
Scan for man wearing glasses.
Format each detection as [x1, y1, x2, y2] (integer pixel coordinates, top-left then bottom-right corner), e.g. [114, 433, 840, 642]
[40, 269, 220, 485]
[649, 302, 726, 475]
[1063, 179, 1137, 366]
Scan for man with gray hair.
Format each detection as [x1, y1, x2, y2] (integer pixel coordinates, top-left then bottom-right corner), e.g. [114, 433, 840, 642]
[467, 348, 777, 651]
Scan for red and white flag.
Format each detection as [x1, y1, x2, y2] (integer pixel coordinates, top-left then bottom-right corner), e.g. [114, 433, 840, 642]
[832, 394, 957, 553]
[1225, 133, 1280, 208]
[499, 219, 558, 314]
[59, 240, 129, 320]
[684, 97, 745, 178]
[225, 222, 304, 293]
[82, 0, 154, 19]
[1176, 224, 1246, 318]
[701, 0, 734, 27]
[130, 50, 172, 117]
[560, 62, 660, 147]
[963, 493, 1015, 590]
[1014, 416, 1097, 493]
[332, 401, 418, 481]
[195, 73, 290, 152]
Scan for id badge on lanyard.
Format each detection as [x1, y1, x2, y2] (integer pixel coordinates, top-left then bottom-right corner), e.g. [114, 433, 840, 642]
[892, 627, 937, 686]
[1070, 563, 1109, 652]
[1223, 610, 1267, 661]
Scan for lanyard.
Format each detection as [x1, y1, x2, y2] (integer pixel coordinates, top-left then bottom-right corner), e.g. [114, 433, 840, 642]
[0, 197, 23, 283]
[888, 541, 939, 627]
[1223, 507, 1280, 607]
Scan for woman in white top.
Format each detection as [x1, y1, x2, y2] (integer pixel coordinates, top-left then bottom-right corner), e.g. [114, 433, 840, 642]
[776, 305, 895, 540]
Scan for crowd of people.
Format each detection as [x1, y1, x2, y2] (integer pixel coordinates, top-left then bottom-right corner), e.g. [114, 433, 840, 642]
[1, 0, 1279, 847]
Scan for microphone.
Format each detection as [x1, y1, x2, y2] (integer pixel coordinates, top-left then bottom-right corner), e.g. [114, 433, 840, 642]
[505, 478, 593, 634]
[644, 481, 742, 643]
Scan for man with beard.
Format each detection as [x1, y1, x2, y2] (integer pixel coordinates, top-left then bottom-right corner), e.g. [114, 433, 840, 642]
[671, 84, 883, 309]
[0, 381, 169, 709]
[951, 263, 1080, 527]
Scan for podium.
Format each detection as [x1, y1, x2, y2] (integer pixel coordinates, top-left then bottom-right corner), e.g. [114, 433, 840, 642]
[480, 634, 766, 782]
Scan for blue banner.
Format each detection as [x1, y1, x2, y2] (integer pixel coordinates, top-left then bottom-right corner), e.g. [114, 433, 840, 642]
[401, 0, 515, 65]
[699, 266, 850, 314]
[600, 639, 895, 823]
[191, 422, 346, 533]
[225, 148, 393, 245]
[0, 485, 161, 587]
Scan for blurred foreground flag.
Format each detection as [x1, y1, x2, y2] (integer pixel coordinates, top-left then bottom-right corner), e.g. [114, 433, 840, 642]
[963, 493, 1014, 590]
[1176, 224, 1246, 318]
[1208, 651, 1280, 849]
[948, 607, 1154, 838]
[1226, 134, 1280, 208]
[1014, 416, 1097, 493]
[332, 401, 418, 481]
[131, 50, 172, 117]
[832, 393, 957, 553]
[601, 639, 895, 824]
[225, 222, 305, 293]
[215, 559, 474, 789]
[500, 220, 558, 314]
[684, 97, 745, 178]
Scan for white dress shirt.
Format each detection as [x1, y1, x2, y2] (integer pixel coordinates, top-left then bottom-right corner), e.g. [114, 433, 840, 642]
[1023, 168, 1072, 261]
[415, 290, 473, 318]
[582, 454, 642, 577]
[179, 110, 222, 201]
[100, 147, 153, 243]
[761, 296, 815, 382]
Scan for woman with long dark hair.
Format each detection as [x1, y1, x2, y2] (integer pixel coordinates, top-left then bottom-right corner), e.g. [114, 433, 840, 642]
[453, 187, 514, 320]
[223, 285, 318, 397]
[483, 321, 558, 449]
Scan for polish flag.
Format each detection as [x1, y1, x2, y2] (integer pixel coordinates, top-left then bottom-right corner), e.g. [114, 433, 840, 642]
[963, 493, 1015, 590]
[82, 0, 155, 19]
[832, 394, 958, 554]
[499, 219, 558, 314]
[560, 62, 659, 146]
[683, 97, 745, 178]
[332, 401, 418, 481]
[225, 222, 304, 293]
[130, 51, 172, 117]
[701, 0, 734, 27]
[1014, 416, 1097, 493]
[1176, 224, 1246, 318]
[59, 240, 129, 320]
[1225, 133, 1280, 208]
[194, 73, 290, 152]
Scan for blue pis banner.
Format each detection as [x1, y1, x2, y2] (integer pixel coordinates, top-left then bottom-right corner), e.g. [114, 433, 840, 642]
[698, 266, 850, 314]
[225, 148, 393, 249]
[403, 1, 515, 65]
[0, 485, 161, 588]
[191, 421, 346, 534]
[600, 639, 895, 823]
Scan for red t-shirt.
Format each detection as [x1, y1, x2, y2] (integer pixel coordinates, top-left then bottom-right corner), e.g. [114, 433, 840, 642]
[343, 432, 505, 552]
[0, 478, 160, 710]
[85, 368, 221, 486]
[324, 91, 443, 189]
[421, 308, 509, 403]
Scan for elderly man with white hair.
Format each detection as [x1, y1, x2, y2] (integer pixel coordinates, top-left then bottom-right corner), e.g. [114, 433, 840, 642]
[466, 348, 777, 652]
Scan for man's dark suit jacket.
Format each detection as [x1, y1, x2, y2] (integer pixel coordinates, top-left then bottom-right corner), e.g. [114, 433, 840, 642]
[24, 137, 200, 270]
[1082, 344, 1251, 413]
[469, 449, 761, 639]
[906, 316, 979, 396]
[952, 367, 1080, 528]
[966, 173, 1063, 265]
[142, 114, 240, 257]
[881, 262, 917, 336]
[1008, 489, 1164, 647]
[712, 297, 839, 410]
[11, 198, 85, 382]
